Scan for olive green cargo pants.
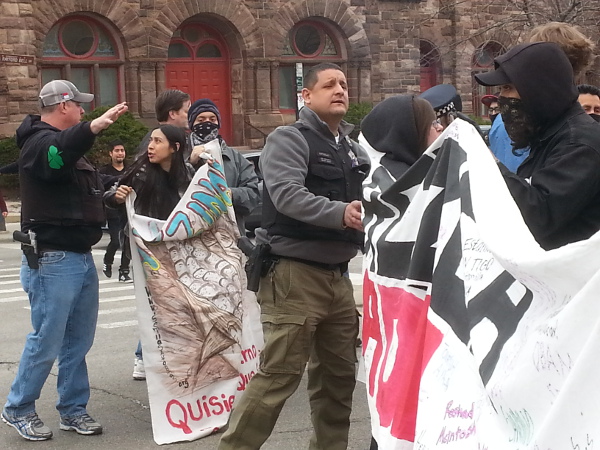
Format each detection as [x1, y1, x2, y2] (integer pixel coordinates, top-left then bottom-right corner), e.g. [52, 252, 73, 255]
[219, 258, 359, 450]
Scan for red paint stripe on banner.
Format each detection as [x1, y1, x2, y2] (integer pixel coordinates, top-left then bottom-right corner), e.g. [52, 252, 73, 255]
[363, 273, 443, 441]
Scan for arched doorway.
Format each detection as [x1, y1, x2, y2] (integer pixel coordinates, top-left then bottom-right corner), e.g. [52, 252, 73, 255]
[166, 24, 232, 142]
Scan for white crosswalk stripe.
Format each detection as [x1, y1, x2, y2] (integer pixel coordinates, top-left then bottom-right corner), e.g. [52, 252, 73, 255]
[0, 248, 364, 331]
[0, 260, 138, 329]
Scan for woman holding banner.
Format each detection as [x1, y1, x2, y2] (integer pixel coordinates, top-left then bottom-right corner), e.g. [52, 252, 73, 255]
[358, 95, 442, 450]
[105, 124, 193, 380]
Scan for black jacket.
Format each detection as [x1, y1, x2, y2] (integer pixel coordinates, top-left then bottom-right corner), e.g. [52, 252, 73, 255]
[501, 104, 600, 249]
[17, 115, 104, 252]
[494, 43, 600, 249]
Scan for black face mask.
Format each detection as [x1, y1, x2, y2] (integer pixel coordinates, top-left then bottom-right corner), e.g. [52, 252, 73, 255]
[499, 96, 538, 150]
[192, 121, 219, 143]
[490, 113, 498, 124]
[590, 114, 600, 123]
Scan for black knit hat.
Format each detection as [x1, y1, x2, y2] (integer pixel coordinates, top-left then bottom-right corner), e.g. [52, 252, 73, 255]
[188, 98, 221, 130]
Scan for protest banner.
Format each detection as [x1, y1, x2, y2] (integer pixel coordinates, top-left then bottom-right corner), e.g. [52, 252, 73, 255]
[362, 119, 600, 449]
[126, 140, 263, 444]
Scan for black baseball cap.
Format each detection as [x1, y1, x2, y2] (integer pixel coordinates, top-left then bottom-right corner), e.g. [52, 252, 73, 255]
[475, 66, 511, 87]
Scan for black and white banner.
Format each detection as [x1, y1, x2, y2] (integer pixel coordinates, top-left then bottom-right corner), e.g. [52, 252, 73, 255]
[362, 119, 600, 449]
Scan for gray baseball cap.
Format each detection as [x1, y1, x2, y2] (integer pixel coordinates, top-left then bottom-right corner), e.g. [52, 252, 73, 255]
[39, 80, 94, 107]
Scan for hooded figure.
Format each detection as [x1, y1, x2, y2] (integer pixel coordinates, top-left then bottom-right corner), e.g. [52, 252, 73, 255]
[359, 94, 441, 450]
[360, 95, 438, 179]
[475, 42, 600, 249]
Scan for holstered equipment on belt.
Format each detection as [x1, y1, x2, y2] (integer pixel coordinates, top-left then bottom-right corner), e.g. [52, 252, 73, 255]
[238, 236, 275, 292]
[13, 230, 39, 269]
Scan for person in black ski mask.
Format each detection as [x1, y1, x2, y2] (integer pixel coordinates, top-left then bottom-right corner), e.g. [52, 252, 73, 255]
[187, 98, 260, 235]
[577, 84, 600, 123]
[475, 42, 600, 250]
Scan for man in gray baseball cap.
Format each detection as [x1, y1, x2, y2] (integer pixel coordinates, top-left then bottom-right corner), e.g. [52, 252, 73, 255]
[38, 80, 94, 107]
[2, 81, 127, 441]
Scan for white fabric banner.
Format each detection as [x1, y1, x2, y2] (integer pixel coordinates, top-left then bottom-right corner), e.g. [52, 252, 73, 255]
[362, 119, 600, 449]
[126, 140, 263, 445]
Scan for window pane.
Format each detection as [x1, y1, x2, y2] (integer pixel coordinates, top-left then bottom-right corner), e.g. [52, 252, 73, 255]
[62, 20, 94, 56]
[99, 67, 118, 106]
[322, 34, 337, 56]
[43, 25, 65, 58]
[279, 66, 295, 110]
[95, 28, 116, 57]
[294, 25, 321, 56]
[183, 27, 201, 43]
[41, 68, 62, 86]
[168, 43, 191, 58]
[282, 38, 295, 56]
[196, 44, 221, 58]
[71, 67, 92, 112]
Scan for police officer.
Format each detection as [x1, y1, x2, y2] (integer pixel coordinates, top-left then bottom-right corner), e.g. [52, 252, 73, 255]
[420, 83, 484, 136]
[219, 63, 369, 450]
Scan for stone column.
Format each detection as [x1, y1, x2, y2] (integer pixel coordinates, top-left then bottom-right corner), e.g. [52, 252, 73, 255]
[255, 60, 271, 113]
[125, 61, 140, 118]
[270, 61, 280, 112]
[358, 61, 372, 103]
[155, 61, 166, 95]
[138, 61, 157, 118]
[347, 61, 359, 104]
[244, 60, 256, 113]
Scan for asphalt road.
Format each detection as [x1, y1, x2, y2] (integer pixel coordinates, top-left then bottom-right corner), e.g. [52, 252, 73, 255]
[0, 223, 371, 450]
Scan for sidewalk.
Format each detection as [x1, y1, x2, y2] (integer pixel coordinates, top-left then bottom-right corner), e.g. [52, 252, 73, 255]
[0, 221, 18, 242]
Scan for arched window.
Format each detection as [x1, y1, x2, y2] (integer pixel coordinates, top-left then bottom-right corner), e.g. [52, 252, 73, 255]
[41, 16, 123, 111]
[167, 24, 226, 61]
[420, 40, 441, 92]
[279, 20, 343, 112]
[472, 41, 505, 117]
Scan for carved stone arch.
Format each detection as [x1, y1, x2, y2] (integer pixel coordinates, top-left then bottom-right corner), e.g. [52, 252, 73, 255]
[31, 0, 145, 59]
[270, 0, 371, 60]
[152, 0, 262, 59]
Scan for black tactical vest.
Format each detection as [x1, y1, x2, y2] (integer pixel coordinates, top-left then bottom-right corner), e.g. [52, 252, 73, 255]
[262, 124, 367, 246]
[21, 156, 105, 227]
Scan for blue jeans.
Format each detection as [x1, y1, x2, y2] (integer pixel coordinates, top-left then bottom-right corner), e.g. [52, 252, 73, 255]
[4, 251, 99, 418]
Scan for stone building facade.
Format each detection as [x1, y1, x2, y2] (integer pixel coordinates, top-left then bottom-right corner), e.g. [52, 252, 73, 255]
[0, 0, 597, 147]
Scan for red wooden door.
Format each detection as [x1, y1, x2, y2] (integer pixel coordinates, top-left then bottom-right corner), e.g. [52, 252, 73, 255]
[166, 61, 231, 143]
[420, 66, 437, 93]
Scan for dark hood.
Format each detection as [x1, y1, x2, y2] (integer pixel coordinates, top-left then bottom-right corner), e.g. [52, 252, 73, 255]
[360, 95, 423, 173]
[15, 114, 58, 149]
[493, 42, 578, 127]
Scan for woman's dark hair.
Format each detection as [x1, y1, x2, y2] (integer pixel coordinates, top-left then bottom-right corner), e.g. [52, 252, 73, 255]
[120, 124, 191, 219]
[412, 96, 437, 154]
